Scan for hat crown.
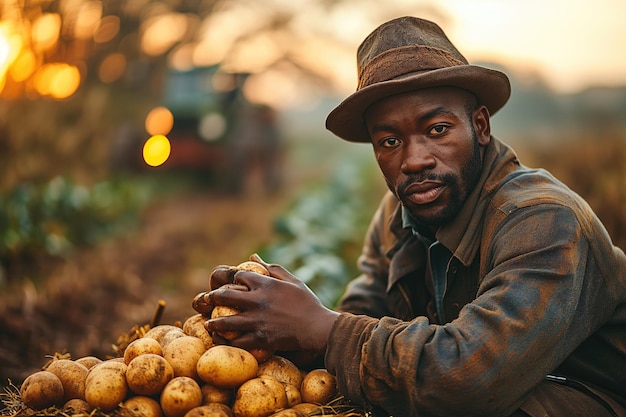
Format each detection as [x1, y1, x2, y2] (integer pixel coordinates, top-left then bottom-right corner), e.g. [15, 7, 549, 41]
[325, 16, 511, 143]
[356, 17, 468, 89]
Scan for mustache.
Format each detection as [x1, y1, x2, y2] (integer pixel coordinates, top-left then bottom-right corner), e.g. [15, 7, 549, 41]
[397, 172, 454, 195]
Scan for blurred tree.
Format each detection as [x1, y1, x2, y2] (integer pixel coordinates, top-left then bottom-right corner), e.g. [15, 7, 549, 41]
[0, 0, 440, 190]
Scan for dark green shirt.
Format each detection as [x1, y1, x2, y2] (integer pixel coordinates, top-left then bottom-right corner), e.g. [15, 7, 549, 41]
[326, 137, 626, 416]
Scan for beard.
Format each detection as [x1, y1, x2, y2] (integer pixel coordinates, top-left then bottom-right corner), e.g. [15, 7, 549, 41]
[393, 130, 483, 228]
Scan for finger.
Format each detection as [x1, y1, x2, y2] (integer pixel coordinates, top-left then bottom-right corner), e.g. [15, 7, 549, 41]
[204, 327, 230, 346]
[209, 265, 237, 290]
[249, 253, 270, 268]
[229, 332, 271, 352]
[191, 292, 213, 315]
[206, 314, 257, 339]
[208, 285, 254, 309]
[246, 254, 299, 283]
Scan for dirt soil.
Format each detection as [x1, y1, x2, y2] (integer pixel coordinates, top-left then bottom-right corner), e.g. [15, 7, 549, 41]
[0, 188, 290, 384]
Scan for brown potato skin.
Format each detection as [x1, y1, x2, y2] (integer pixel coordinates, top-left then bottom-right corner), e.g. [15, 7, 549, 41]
[63, 398, 93, 414]
[126, 353, 175, 396]
[184, 403, 233, 417]
[119, 396, 164, 417]
[257, 356, 303, 389]
[300, 369, 337, 405]
[46, 359, 89, 401]
[232, 375, 288, 417]
[196, 346, 258, 389]
[84, 361, 128, 412]
[75, 356, 103, 370]
[235, 261, 270, 276]
[124, 337, 163, 364]
[201, 384, 233, 406]
[160, 376, 203, 417]
[20, 370, 65, 411]
[163, 335, 207, 380]
[183, 313, 214, 349]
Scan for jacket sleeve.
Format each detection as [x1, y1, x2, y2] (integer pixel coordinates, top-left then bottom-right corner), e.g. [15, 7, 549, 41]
[334, 192, 398, 318]
[326, 203, 613, 417]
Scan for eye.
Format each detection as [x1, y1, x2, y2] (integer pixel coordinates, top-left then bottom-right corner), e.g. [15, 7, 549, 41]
[380, 137, 400, 148]
[429, 124, 449, 136]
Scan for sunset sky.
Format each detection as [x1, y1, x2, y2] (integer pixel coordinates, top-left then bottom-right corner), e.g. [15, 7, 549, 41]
[439, 0, 626, 93]
[324, 0, 626, 95]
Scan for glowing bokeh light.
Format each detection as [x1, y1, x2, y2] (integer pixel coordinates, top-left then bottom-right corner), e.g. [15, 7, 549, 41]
[32, 13, 61, 52]
[74, 1, 103, 40]
[98, 53, 126, 83]
[141, 13, 188, 56]
[145, 106, 174, 136]
[94, 15, 120, 43]
[10, 50, 37, 82]
[142, 134, 171, 167]
[49, 64, 81, 99]
[34, 63, 81, 99]
[0, 23, 23, 82]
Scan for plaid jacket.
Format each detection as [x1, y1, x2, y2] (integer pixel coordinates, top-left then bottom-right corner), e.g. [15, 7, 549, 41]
[326, 137, 626, 416]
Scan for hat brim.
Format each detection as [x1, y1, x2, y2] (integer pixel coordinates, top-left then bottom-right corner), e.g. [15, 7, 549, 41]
[325, 65, 511, 143]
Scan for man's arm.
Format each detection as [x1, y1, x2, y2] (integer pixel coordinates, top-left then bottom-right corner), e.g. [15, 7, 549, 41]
[327, 204, 601, 416]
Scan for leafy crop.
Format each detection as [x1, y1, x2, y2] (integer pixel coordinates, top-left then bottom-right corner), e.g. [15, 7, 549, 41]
[0, 176, 152, 282]
[260, 157, 385, 308]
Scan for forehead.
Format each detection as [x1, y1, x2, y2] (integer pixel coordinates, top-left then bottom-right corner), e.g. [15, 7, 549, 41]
[365, 87, 473, 119]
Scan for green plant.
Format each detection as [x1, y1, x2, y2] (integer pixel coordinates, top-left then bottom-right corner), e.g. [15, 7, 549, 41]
[260, 156, 385, 307]
[0, 176, 153, 282]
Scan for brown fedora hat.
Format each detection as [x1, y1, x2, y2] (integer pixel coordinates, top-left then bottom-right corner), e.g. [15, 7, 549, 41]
[325, 16, 511, 143]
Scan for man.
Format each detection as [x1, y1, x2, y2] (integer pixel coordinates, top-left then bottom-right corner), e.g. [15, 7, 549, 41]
[195, 17, 626, 416]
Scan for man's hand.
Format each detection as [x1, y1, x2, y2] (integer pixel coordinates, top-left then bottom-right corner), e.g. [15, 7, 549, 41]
[200, 255, 340, 356]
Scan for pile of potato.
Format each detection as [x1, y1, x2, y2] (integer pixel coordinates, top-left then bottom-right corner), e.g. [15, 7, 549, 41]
[18, 316, 340, 417]
[15, 259, 350, 417]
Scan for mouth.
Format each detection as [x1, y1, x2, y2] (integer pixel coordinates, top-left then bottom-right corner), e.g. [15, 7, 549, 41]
[403, 181, 446, 205]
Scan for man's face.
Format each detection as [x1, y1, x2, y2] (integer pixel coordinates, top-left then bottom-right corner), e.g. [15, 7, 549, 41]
[365, 87, 491, 229]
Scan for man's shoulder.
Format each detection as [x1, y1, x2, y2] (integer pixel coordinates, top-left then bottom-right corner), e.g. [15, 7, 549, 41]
[491, 166, 582, 209]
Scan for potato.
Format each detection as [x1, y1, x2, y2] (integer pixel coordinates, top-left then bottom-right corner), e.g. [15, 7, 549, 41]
[210, 306, 241, 340]
[235, 261, 270, 276]
[84, 361, 128, 411]
[19, 370, 64, 410]
[89, 358, 128, 372]
[126, 353, 175, 396]
[290, 403, 320, 414]
[46, 359, 89, 401]
[163, 335, 207, 380]
[197, 345, 258, 388]
[184, 403, 233, 417]
[183, 314, 214, 349]
[201, 383, 233, 405]
[283, 384, 301, 408]
[144, 324, 184, 344]
[160, 376, 203, 417]
[63, 398, 93, 414]
[119, 395, 164, 417]
[160, 328, 188, 349]
[248, 348, 273, 364]
[300, 369, 337, 405]
[232, 375, 288, 417]
[75, 356, 103, 370]
[257, 356, 303, 389]
[268, 409, 305, 417]
[124, 336, 163, 364]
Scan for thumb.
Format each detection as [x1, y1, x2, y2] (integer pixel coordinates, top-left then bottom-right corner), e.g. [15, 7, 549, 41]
[249, 253, 298, 283]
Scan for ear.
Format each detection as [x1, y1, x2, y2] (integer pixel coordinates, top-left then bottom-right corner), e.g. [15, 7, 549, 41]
[473, 105, 491, 146]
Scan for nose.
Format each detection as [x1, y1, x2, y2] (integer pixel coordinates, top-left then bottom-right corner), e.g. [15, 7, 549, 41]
[400, 139, 435, 174]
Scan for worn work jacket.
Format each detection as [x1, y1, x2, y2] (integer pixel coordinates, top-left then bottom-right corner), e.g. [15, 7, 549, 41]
[325, 137, 626, 417]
